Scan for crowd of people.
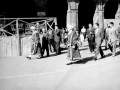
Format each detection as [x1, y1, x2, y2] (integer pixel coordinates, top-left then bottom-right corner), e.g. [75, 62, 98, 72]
[26, 22, 120, 64]
[66, 22, 120, 64]
[26, 25, 62, 59]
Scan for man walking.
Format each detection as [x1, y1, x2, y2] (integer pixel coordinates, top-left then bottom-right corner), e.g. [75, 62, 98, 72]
[108, 22, 118, 57]
[48, 28, 55, 53]
[94, 23, 105, 60]
[41, 28, 49, 57]
[104, 24, 110, 50]
[26, 26, 42, 59]
[117, 23, 120, 49]
[87, 23, 95, 54]
[54, 25, 61, 55]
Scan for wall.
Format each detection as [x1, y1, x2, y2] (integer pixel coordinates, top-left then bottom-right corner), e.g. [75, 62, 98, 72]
[0, 36, 18, 57]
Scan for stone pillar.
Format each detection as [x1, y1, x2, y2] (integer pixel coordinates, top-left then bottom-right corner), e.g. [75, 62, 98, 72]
[93, 6, 99, 24]
[115, 4, 120, 19]
[98, 4, 104, 30]
[67, 1, 79, 30]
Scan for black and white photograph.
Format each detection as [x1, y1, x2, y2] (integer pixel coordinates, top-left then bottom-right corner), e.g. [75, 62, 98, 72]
[0, 0, 120, 90]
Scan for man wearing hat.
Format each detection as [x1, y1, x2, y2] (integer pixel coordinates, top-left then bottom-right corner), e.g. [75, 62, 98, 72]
[108, 22, 118, 57]
[26, 26, 42, 59]
[117, 23, 120, 49]
[54, 25, 61, 55]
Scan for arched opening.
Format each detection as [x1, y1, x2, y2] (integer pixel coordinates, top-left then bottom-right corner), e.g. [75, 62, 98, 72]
[78, 0, 96, 32]
[104, 0, 119, 19]
[46, 0, 68, 29]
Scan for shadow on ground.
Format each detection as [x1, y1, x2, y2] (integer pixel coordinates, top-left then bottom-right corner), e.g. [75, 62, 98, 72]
[66, 56, 94, 65]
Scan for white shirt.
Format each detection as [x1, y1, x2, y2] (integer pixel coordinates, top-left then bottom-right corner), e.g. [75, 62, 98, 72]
[81, 28, 86, 33]
[95, 28, 99, 35]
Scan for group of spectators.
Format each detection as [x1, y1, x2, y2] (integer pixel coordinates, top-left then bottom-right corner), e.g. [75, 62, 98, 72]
[26, 25, 62, 59]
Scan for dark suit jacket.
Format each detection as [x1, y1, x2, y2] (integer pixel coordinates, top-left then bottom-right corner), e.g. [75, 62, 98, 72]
[54, 29, 60, 43]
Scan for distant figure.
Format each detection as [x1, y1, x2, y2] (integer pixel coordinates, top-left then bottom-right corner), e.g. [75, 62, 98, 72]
[54, 25, 61, 55]
[41, 28, 49, 57]
[94, 23, 105, 60]
[48, 29, 55, 53]
[108, 22, 118, 57]
[67, 24, 81, 64]
[104, 24, 110, 50]
[81, 26, 86, 41]
[87, 23, 95, 54]
[26, 26, 42, 59]
[117, 23, 120, 49]
[80, 32, 84, 47]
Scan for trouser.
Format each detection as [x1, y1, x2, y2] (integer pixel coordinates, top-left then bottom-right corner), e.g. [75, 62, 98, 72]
[108, 41, 117, 56]
[94, 44, 104, 58]
[42, 43, 49, 56]
[31, 43, 37, 54]
[36, 43, 42, 56]
[48, 39, 55, 53]
[83, 32, 86, 41]
[119, 39, 120, 48]
[54, 41, 61, 54]
[88, 39, 95, 53]
[105, 39, 108, 49]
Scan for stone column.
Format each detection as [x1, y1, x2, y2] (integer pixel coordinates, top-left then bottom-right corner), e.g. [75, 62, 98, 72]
[98, 4, 104, 30]
[93, 6, 99, 24]
[115, 4, 120, 19]
[67, 1, 79, 30]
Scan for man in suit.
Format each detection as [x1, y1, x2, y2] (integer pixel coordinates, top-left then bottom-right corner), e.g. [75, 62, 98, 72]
[94, 23, 105, 60]
[108, 22, 118, 57]
[117, 23, 120, 49]
[54, 25, 61, 55]
[104, 24, 110, 50]
[48, 28, 55, 53]
[87, 23, 95, 54]
[41, 28, 49, 57]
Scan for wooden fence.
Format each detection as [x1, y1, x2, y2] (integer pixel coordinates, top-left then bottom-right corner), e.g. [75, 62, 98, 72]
[0, 17, 57, 58]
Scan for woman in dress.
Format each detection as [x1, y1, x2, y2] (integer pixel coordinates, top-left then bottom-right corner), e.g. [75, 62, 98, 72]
[67, 24, 81, 64]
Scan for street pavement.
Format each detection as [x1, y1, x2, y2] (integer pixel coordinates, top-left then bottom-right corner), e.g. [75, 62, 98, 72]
[0, 41, 120, 90]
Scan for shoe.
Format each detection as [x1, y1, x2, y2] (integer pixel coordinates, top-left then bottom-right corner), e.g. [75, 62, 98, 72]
[89, 52, 92, 54]
[26, 56, 31, 59]
[36, 56, 41, 59]
[94, 57, 97, 61]
[101, 55, 105, 59]
[112, 54, 115, 57]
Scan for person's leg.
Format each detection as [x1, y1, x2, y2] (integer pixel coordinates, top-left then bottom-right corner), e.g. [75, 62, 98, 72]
[119, 39, 120, 49]
[46, 43, 49, 56]
[112, 41, 117, 57]
[36, 43, 42, 58]
[27, 44, 34, 59]
[99, 46, 105, 58]
[94, 44, 100, 60]
[48, 39, 52, 53]
[105, 39, 108, 50]
[108, 43, 113, 52]
[42, 44, 45, 57]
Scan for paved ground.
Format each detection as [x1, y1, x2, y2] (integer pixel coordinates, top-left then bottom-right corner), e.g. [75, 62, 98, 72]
[0, 41, 120, 90]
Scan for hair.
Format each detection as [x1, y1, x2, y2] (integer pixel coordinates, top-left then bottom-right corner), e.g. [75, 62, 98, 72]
[110, 22, 114, 25]
[95, 23, 99, 26]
